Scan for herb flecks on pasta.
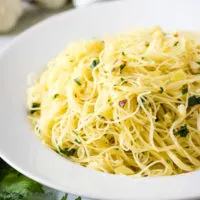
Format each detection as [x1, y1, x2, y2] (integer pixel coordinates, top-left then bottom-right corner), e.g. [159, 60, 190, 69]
[27, 27, 200, 177]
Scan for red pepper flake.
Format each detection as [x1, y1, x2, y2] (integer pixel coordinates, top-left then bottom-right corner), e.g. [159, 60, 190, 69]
[113, 59, 118, 65]
[119, 99, 127, 108]
[112, 67, 116, 72]
[174, 33, 179, 37]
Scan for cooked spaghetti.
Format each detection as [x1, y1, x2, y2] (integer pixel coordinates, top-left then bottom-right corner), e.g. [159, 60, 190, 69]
[27, 27, 200, 177]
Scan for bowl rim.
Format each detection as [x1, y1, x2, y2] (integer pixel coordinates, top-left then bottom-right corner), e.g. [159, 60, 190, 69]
[0, 1, 200, 200]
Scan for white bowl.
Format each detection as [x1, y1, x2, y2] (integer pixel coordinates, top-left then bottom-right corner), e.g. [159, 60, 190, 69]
[0, 0, 200, 199]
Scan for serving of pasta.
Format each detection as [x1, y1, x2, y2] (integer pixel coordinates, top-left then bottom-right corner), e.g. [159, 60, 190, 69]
[27, 27, 200, 177]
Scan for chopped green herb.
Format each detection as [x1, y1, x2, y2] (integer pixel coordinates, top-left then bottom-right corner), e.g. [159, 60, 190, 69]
[145, 42, 149, 47]
[90, 59, 100, 69]
[166, 160, 171, 163]
[98, 115, 105, 119]
[32, 103, 40, 108]
[120, 63, 126, 73]
[75, 197, 82, 200]
[59, 148, 76, 156]
[53, 94, 59, 99]
[188, 95, 200, 106]
[61, 193, 68, 200]
[75, 139, 81, 144]
[196, 61, 200, 65]
[182, 87, 188, 95]
[174, 41, 179, 46]
[159, 87, 164, 93]
[121, 52, 126, 56]
[72, 131, 81, 144]
[155, 118, 159, 122]
[176, 124, 189, 137]
[74, 78, 81, 86]
[30, 103, 40, 114]
[70, 60, 74, 62]
[121, 77, 125, 81]
[72, 130, 78, 135]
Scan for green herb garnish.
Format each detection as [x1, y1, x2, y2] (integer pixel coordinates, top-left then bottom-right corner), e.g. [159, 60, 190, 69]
[188, 95, 200, 106]
[72, 130, 78, 135]
[182, 87, 188, 95]
[0, 159, 44, 199]
[74, 78, 81, 86]
[155, 118, 159, 122]
[196, 61, 200, 65]
[60, 148, 76, 156]
[121, 52, 126, 56]
[159, 87, 164, 93]
[61, 193, 68, 200]
[176, 124, 189, 137]
[174, 41, 179, 46]
[75, 139, 81, 144]
[30, 103, 40, 114]
[73, 131, 81, 144]
[145, 42, 149, 47]
[53, 94, 59, 99]
[75, 197, 82, 200]
[90, 59, 100, 69]
[120, 63, 126, 73]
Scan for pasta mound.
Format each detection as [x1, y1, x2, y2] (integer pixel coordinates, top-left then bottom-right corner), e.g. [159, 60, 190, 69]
[27, 27, 200, 177]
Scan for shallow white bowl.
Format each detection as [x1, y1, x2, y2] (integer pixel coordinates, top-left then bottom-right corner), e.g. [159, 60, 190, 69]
[0, 0, 200, 199]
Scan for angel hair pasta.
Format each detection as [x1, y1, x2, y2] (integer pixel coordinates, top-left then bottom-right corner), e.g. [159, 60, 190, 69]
[27, 27, 200, 177]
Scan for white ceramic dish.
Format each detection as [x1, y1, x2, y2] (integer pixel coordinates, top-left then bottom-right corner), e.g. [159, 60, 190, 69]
[0, 0, 200, 199]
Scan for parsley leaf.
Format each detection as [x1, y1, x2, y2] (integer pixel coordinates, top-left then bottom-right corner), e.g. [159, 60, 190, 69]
[159, 87, 164, 93]
[75, 139, 81, 144]
[174, 41, 179, 46]
[59, 148, 76, 156]
[53, 94, 59, 99]
[121, 52, 126, 56]
[182, 87, 188, 95]
[75, 197, 82, 200]
[30, 103, 40, 114]
[61, 193, 68, 200]
[176, 124, 189, 137]
[188, 95, 200, 106]
[0, 159, 44, 200]
[0, 192, 24, 200]
[145, 42, 149, 47]
[74, 78, 81, 86]
[120, 63, 126, 73]
[90, 60, 100, 69]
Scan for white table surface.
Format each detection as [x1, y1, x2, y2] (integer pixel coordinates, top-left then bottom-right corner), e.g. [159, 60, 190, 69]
[0, 3, 90, 200]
